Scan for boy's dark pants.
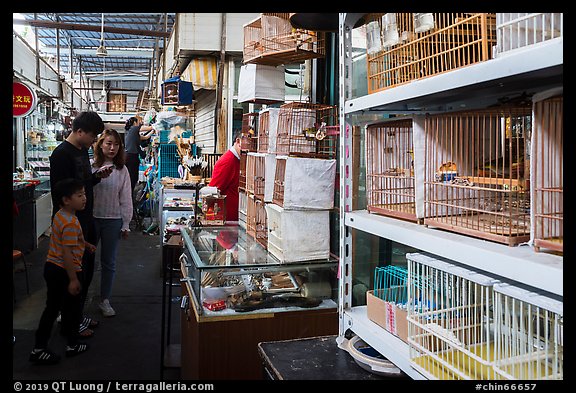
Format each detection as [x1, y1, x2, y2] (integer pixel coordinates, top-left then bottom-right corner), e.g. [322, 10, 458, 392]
[34, 263, 84, 348]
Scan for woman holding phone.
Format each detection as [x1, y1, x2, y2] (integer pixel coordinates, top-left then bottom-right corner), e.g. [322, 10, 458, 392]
[91, 129, 133, 317]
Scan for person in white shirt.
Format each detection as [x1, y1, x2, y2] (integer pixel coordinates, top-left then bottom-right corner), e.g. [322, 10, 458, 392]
[91, 129, 133, 317]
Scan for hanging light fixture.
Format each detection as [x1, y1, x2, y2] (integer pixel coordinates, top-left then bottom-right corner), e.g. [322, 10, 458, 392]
[100, 56, 107, 98]
[96, 13, 108, 57]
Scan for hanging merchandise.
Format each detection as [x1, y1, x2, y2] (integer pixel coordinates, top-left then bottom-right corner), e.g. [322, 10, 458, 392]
[413, 13, 435, 34]
[365, 20, 383, 55]
[382, 13, 400, 48]
[237, 64, 285, 104]
[161, 76, 194, 106]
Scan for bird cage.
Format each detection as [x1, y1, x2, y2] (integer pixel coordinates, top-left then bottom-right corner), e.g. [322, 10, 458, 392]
[239, 189, 247, 231]
[492, 283, 563, 380]
[276, 102, 338, 159]
[200, 195, 226, 226]
[273, 156, 336, 210]
[257, 107, 280, 154]
[495, 13, 563, 56]
[239, 152, 247, 191]
[246, 194, 267, 249]
[366, 118, 417, 222]
[374, 265, 409, 304]
[243, 13, 325, 66]
[406, 253, 500, 380]
[246, 152, 266, 199]
[241, 112, 259, 152]
[424, 106, 532, 246]
[532, 96, 563, 253]
[366, 13, 496, 94]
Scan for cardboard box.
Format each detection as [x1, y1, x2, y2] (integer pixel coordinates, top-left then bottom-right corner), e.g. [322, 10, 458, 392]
[366, 290, 408, 343]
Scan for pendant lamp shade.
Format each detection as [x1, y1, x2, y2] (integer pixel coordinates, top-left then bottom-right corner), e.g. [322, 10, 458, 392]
[96, 13, 109, 57]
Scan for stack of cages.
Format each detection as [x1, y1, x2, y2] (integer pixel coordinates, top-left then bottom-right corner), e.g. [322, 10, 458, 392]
[406, 253, 500, 380]
[245, 152, 267, 248]
[423, 106, 532, 246]
[492, 283, 563, 380]
[258, 107, 281, 204]
[532, 96, 563, 253]
[244, 13, 326, 65]
[241, 112, 259, 152]
[239, 152, 248, 191]
[495, 13, 563, 57]
[276, 102, 339, 159]
[366, 118, 418, 222]
[365, 13, 496, 94]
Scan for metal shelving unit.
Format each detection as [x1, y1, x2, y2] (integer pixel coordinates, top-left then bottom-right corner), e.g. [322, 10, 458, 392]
[337, 13, 563, 380]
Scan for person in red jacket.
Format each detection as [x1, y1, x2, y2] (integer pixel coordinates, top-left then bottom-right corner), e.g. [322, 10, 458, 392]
[208, 131, 241, 222]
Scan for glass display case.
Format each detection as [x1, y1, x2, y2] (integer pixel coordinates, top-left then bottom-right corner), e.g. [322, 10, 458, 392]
[180, 225, 338, 317]
[159, 185, 198, 245]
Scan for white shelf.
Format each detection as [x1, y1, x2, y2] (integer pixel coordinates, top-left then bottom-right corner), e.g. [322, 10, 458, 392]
[345, 210, 563, 296]
[343, 306, 426, 380]
[345, 38, 563, 115]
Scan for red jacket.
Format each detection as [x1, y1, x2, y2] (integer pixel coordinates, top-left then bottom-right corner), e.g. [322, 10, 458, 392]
[209, 149, 240, 221]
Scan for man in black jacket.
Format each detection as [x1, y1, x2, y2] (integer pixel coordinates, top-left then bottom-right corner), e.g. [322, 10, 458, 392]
[50, 111, 113, 338]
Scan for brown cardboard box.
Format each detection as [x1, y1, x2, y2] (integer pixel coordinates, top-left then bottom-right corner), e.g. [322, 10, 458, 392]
[366, 290, 408, 343]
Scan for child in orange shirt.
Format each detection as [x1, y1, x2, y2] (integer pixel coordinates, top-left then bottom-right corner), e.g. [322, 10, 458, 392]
[29, 178, 96, 364]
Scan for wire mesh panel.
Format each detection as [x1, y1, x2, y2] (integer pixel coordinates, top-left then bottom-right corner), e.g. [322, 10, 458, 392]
[244, 13, 326, 65]
[366, 13, 496, 94]
[496, 13, 563, 56]
[493, 283, 563, 380]
[257, 107, 280, 154]
[241, 112, 259, 152]
[246, 194, 267, 249]
[366, 119, 416, 221]
[246, 153, 266, 198]
[239, 152, 247, 191]
[276, 102, 338, 159]
[532, 96, 563, 253]
[424, 107, 532, 246]
[374, 265, 409, 304]
[272, 156, 286, 207]
[201, 153, 222, 181]
[406, 253, 499, 380]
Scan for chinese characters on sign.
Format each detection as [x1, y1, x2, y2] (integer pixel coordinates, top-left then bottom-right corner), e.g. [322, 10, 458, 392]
[13, 82, 37, 117]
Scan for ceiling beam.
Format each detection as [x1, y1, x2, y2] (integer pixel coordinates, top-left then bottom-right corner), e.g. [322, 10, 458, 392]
[40, 47, 155, 58]
[13, 19, 171, 38]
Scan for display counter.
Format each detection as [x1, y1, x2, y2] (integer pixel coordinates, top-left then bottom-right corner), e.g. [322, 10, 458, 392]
[178, 225, 339, 379]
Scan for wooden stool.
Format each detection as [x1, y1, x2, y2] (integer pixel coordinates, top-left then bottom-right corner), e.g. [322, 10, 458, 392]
[13, 250, 30, 297]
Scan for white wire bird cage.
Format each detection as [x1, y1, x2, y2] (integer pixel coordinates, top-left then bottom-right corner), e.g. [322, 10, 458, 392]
[406, 253, 500, 380]
[492, 283, 563, 380]
[495, 13, 563, 56]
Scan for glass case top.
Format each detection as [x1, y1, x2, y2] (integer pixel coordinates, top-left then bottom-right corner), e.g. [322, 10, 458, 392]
[181, 225, 337, 269]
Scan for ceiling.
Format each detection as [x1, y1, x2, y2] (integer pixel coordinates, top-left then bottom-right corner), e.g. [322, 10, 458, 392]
[14, 13, 176, 80]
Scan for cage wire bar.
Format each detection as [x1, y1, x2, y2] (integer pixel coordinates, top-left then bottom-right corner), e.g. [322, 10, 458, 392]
[246, 194, 267, 249]
[239, 189, 247, 230]
[366, 118, 417, 221]
[276, 102, 339, 159]
[492, 283, 563, 380]
[243, 13, 325, 66]
[423, 106, 532, 246]
[366, 13, 496, 94]
[241, 112, 259, 152]
[406, 253, 500, 380]
[257, 108, 279, 154]
[495, 13, 563, 56]
[272, 157, 287, 207]
[374, 265, 409, 304]
[532, 96, 563, 253]
[239, 152, 247, 191]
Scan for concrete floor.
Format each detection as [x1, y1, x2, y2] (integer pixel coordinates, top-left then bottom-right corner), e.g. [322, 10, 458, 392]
[12, 228, 181, 380]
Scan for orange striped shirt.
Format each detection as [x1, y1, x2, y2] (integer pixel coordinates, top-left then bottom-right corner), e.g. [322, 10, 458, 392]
[46, 209, 85, 272]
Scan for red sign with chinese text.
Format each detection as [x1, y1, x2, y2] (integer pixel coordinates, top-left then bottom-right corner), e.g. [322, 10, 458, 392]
[13, 82, 37, 117]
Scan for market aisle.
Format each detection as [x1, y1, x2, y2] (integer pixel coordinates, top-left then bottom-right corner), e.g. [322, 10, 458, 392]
[12, 229, 180, 380]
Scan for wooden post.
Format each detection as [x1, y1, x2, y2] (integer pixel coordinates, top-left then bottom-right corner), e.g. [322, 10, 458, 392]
[214, 13, 227, 154]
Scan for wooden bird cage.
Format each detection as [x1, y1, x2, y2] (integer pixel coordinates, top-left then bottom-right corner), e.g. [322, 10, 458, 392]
[239, 151, 247, 191]
[493, 282, 563, 380]
[246, 194, 268, 249]
[272, 156, 286, 207]
[532, 96, 563, 254]
[246, 152, 266, 199]
[407, 253, 499, 380]
[424, 106, 532, 246]
[366, 13, 496, 94]
[243, 13, 325, 66]
[366, 118, 417, 222]
[239, 189, 247, 230]
[257, 107, 280, 154]
[495, 13, 563, 56]
[276, 102, 338, 159]
[241, 112, 259, 152]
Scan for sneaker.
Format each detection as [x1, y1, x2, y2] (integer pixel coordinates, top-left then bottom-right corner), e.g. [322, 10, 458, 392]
[29, 348, 61, 365]
[65, 343, 89, 357]
[98, 299, 116, 317]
